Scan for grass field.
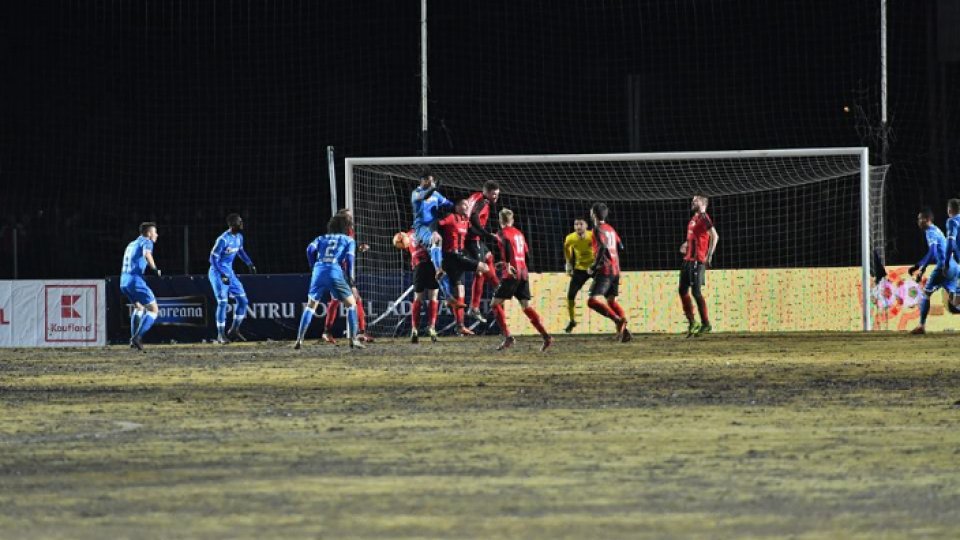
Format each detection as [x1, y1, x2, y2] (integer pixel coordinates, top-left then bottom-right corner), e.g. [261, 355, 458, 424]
[2, 333, 959, 539]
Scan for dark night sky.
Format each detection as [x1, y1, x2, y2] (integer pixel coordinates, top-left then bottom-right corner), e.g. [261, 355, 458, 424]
[0, 0, 957, 278]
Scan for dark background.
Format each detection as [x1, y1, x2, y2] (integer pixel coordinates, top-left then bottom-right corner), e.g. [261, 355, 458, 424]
[1, 0, 957, 278]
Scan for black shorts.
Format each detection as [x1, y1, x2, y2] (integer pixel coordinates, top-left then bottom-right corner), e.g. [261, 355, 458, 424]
[414, 261, 439, 293]
[679, 260, 706, 295]
[494, 278, 532, 301]
[567, 269, 591, 300]
[441, 251, 479, 286]
[588, 274, 620, 298]
[465, 239, 492, 262]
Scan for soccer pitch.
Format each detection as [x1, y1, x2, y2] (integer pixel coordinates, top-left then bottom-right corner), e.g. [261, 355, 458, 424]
[1, 333, 958, 539]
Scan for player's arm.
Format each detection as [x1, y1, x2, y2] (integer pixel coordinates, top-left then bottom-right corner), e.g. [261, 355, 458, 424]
[144, 246, 161, 277]
[237, 246, 257, 274]
[947, 222, 959, 265]
[344, 239, 357, 287]
[909, 242, 939, 278]
[306, 239, 319, 268]
[563, 236, 575, 275]
[209, 237, 231, 282]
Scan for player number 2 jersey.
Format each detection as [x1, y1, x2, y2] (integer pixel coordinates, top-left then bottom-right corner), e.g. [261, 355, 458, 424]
[497, 226, 529, 280]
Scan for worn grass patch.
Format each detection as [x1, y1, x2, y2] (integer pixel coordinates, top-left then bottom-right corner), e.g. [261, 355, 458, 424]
[1, 333, 959, 539]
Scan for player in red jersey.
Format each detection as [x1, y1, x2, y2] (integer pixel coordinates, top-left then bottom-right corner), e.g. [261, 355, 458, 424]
[679, 194, 719, 337]
[464, 181, 502, 323]
[438, 199, 490, 335]
[490, 208, 553, 352]
[406, 229, 441, 343]
[322, 209, 372, 344]
[587, 202, 631, 342]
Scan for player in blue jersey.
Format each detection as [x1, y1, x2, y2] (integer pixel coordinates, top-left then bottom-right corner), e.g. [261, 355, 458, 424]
[208, 214, 257, 344]
[908, 207, 960, 334]
[120, 222, 161, 351]
[295, 214, 365, 350]
[411, 171, 456, 299]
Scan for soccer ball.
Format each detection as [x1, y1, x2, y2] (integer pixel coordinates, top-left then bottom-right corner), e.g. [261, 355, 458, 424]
[393, 231, 411, 250]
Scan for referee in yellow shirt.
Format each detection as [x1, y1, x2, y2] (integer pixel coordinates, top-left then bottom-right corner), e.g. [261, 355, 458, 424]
[563, 217, 595, 333]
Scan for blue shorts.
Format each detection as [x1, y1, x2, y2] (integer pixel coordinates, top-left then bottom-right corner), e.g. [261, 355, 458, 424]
[308, 268, 353, 303]
[924, 264, 960, 295]
[120, 274, 156, 306]
[208, 268, 246, 302]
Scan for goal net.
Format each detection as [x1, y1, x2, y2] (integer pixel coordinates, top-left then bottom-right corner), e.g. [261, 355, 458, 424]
[347, 148, 887, 336]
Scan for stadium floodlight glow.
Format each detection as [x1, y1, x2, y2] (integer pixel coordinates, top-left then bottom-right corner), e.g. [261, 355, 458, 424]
[347, 148, 885, 334]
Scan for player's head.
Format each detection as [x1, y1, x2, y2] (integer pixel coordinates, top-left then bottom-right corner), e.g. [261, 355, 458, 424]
[337, 208, 353, 219]
[692, 193, 709, 213]
[419, 170, 435, 188]
[590, 203, 608, 225]
[455, 199, 469, 216]
[483, 180, 500, 203]
[573, 217, 588, 234]
[918, 207, 934, 229]
[499, 208, 514, 227]
[948, 199, 960, 218]
[226, 213, 243, 231]
[327, 214, 351, 235]
[139, 222, 158, 241]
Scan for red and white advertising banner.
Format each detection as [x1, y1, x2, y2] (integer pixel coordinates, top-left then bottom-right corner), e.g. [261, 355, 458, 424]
[0, 280, 106, 347]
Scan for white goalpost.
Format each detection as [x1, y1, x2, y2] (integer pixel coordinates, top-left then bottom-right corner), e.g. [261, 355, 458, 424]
[346, 147, 885, 336]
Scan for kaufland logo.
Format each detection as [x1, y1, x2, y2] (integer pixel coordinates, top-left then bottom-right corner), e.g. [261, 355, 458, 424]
[0, 307, 9, 325]
[45, 285, 98, 343]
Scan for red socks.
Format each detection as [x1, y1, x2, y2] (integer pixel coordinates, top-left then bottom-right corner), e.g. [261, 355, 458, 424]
[492, 304, 510, 336]
[523, 307, 548, 337]
[588, 297, 621, 323]
[454, 298, 465, 327]
[680, 293, 695, 322]
[608, 299, 626, 320]
[355, 294, 366, 332]
[694, 296, 709, 325]
[325, 299, 340, 330]
[428, 300, 439, 327]
[411, 298, 421, 329]
[470, 275, 485, 310]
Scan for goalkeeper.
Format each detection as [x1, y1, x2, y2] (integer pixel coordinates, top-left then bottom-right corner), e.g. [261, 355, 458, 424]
[563, 217, 594, 333]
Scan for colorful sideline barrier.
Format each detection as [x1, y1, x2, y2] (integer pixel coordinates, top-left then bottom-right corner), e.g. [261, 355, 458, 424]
[0, 280, 107, 347]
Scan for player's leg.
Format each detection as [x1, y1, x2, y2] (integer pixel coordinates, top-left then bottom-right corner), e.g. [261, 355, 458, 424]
[426, 288, 440, 342]
[227, 278, 249, 341]
[208, 268, 230, 343]
[296, 269, 325, 349]
[678, 262, 698, 337]
[131, 278, 158, 351]
[467, 241, 485, 314]
[587, 276, 622, 331]
[323, 295, 340, 343]
[335, 285, 364, 349]
[491, 280, 516, 350]
[353, 287, 372, 342]
[411, 290, 424, 343]
[604, 277, 630, 342]
[517, 282, 552, 351]
[915, 268, 947, 334]
[690, 263, 711, 336]
[565, 270, 588, 333]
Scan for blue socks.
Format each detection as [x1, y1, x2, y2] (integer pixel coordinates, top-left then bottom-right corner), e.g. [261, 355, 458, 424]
[346, 306, 358, 339]
[136, 311, 157, 339]
[920, 294, 930, 326]
[216, 300, 228, 336]
[130, 308, 144, 339]
[297, 307, 315, 341]
[231, 296, 249, 332]
[430, 245, 443, 271]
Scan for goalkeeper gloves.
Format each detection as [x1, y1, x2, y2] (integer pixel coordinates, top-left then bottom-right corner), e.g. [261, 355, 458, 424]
[565, 262, 573, 276]
[154, 268, 162, 277]
[248, 265, 257, 274]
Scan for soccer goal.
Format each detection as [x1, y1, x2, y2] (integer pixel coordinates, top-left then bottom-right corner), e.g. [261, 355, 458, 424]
[346, 148, 886, 335]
